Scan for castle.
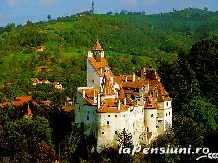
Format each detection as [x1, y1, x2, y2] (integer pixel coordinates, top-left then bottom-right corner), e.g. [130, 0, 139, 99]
[75, 41, 172, 151]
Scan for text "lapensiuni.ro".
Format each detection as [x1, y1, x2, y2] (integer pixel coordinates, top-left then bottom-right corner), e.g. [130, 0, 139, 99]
[119, 144, 218, 160]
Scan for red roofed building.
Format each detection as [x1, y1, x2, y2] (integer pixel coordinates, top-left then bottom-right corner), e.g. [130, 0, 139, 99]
[11, 96, 32, 107]
[75, 41, 172, 152]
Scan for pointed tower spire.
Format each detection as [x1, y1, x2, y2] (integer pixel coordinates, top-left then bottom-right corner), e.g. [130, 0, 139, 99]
[92, 39, 103, 51]
[24, 102, 33, 118]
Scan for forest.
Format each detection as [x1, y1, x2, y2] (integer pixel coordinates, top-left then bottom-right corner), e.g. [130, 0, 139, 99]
[0, 7, 218, 162]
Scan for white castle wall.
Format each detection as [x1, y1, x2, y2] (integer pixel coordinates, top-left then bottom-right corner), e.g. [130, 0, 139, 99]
[87, 58, 101, 91]
[144, 108, 157, 133]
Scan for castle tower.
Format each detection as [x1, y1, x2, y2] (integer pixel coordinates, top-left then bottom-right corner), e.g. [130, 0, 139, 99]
[92, 40, 103, 62]
[24, 102, 33, 118]
[144, 97, 157, 134]
[87, 40, 112, 91]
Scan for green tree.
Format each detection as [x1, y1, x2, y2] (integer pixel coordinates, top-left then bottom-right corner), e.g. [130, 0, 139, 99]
[188, 39, 218, 106]
[0, 116, 54, 162]
[117, 128, 133, 148]
[181, 97, 217, 133]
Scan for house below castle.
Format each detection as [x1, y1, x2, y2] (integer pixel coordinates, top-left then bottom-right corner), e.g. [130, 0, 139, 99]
[75, 41, 172, 152]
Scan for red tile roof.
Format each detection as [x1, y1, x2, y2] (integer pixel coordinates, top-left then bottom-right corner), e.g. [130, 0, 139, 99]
[143, 132, 153, 140]
[92, 40, 103, 51]
[88, 57, 113, 76]
[78, 88, 98, 105]
[12, 96, 32, 106]
[144, 96, 157, 109]
[113, 75, 126, 84]
[97, 98, 129, 113]
[122, 81, 148, 89]
[62, 105, 76, 112]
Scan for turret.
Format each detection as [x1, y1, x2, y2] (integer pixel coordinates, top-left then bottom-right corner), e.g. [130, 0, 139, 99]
[92, 40, 104, 62]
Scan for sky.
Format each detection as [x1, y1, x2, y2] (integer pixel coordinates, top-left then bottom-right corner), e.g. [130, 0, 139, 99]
[0, 0, 218, 27]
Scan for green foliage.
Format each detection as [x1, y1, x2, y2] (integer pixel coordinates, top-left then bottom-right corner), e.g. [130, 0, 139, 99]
[146, 115, 204, 163]
[181, 97, 217, 133]
[0, 116, 54, 162]
[117, 128, 133, 148]
[189, 39, 218, 105]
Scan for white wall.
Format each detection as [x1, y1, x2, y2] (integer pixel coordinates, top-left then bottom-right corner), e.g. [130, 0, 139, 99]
[87, 59, 101, 91]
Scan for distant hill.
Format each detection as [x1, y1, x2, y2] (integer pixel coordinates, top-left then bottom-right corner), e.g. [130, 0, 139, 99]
[0, 8, 217, 87]
[1, 8, 218, 59]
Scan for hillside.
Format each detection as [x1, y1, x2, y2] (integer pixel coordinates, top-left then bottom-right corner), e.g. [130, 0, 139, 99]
[1, 8, 218, 162]
[0, 8, 217, 99]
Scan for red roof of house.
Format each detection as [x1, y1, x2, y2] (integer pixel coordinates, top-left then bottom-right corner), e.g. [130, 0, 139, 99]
[62, 105, 76, 112]
[12, 96, 32, 106]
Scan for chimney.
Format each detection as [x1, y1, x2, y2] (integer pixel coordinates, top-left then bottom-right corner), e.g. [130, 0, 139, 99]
[118, 99, 121, 110]
[100, 66, 103, 75]
[83, 89, 85, 98]
[94, 90, 97, 103]
[124, 98, 126, 105]
[132, 73, 135, 82]
[97, 93, 101, 108]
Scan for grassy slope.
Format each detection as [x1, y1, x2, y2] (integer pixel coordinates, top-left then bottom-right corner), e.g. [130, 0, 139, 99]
[0, 8, 217, 82]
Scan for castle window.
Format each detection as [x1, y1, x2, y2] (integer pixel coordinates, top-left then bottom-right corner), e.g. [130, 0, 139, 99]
[92, 80, 94, 83]
[167, 102, 168, 106]
[107, 121, 109, 124]
[169, 112, 170, 115]
[108, 115, 110, 117]
[102, 132, 104, 134]
[151, 114, 154, 117]
[166, 113, 167, 117]
[115, 115, 117, 118]
[115, 131, 117, 134]
[79, 106, 80, 110]
[88, 111, 89, 114]
[87, 116, 89, 121]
